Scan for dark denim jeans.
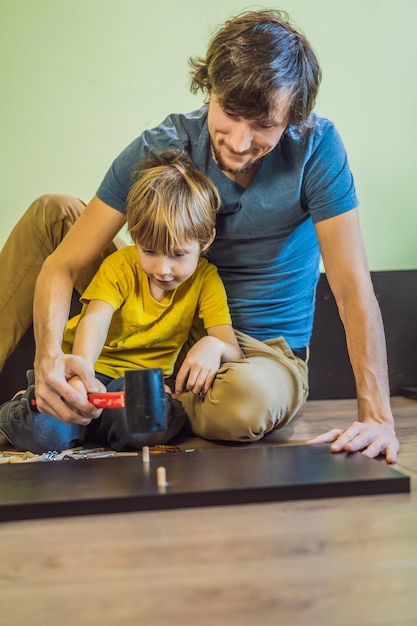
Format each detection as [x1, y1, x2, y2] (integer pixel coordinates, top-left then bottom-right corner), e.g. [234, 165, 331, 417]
[0, 371, 186, 454]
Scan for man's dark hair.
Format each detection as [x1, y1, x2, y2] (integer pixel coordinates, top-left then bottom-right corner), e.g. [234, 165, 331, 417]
[189, 9, 322, 130]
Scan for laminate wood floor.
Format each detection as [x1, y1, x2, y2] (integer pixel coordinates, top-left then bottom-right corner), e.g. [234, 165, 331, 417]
[1, 396, 416, 626]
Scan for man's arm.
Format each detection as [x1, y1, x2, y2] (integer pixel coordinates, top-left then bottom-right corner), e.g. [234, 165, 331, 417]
[33, 195, 126, 424]
[307, 208, 399, 463]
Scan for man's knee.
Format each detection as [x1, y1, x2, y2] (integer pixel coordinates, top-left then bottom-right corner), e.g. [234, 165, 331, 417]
[27, 193, 85, 229]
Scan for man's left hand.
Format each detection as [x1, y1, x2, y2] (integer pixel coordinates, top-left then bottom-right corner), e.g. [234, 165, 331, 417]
[306, 421, 399, 463]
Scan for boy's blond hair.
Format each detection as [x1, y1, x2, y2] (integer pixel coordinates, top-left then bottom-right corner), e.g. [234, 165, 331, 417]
[127, 150, 220, 254]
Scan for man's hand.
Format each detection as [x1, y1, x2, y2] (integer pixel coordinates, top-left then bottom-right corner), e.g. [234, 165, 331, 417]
[306, 420, 399, 464]
[34, 353, 106, 425]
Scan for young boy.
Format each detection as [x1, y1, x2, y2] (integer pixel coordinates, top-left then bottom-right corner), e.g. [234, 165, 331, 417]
[0, 151, 243, 453]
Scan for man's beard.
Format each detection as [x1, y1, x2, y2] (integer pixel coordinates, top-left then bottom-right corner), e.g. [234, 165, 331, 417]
[210, 142, 261, 175]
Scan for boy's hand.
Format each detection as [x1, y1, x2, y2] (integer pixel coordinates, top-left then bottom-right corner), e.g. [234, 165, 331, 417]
[174, 336, 224, 397]
[67, 374, 89, 396]
[68, 374, 107, 399]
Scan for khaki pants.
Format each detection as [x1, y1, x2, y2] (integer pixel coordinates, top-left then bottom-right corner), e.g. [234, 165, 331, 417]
[179, 329, 309, 442]
[0, 194, 309, 442]
[0, 194, 125, 371]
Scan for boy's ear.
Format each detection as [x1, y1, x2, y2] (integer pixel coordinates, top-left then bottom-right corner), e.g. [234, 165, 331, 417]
[202, 228, 216, 252]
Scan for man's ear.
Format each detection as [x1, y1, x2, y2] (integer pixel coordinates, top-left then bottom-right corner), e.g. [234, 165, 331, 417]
[202, 228, 216, 252]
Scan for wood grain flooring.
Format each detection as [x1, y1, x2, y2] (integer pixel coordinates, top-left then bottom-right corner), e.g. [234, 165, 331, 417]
[1, 396, 416, 626]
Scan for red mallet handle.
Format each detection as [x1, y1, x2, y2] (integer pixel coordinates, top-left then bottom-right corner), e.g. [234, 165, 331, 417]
[30, 391, 126, 410]
[87, 392, 125, 408]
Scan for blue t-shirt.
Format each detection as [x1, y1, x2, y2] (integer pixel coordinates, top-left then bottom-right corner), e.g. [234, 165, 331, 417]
[96, 106, 358, 348]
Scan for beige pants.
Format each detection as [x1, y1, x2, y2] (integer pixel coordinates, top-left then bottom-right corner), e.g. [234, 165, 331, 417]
[179, 329, 309, 441]
[0, 194, 124, 370]
[0, 194, 309, 442]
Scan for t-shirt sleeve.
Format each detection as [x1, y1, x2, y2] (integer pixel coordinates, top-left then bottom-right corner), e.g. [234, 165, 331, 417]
[95, 135, 151, 213]
[62, 252, 127, 352]
[95, 114, 194, 213]
[197, 263, 232, 329]
[302, 120, 359, 223]
[80, 251, 128, 311]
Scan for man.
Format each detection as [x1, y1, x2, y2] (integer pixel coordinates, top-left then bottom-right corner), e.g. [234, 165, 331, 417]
[0, 10, 399, 461]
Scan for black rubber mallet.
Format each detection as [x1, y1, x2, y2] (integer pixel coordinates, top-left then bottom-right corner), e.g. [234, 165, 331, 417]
[32, 367, 167, 433]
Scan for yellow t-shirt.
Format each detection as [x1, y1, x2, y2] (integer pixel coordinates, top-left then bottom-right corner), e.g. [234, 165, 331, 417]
[62, 246, 231, 379]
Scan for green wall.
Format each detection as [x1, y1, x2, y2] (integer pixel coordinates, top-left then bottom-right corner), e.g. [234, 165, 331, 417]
[1, 0, 416, 269]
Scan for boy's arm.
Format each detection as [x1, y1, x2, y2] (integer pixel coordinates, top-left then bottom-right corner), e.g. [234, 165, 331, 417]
[174, 324, 244, 397]
[175, 262, 243, 397]
[206, 324, 244, 362]
[65, 299, 114, 401]
[71, 299, 115, 369]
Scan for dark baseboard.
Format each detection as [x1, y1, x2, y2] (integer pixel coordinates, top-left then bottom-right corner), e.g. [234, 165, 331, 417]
[308, 270, 417, 399]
